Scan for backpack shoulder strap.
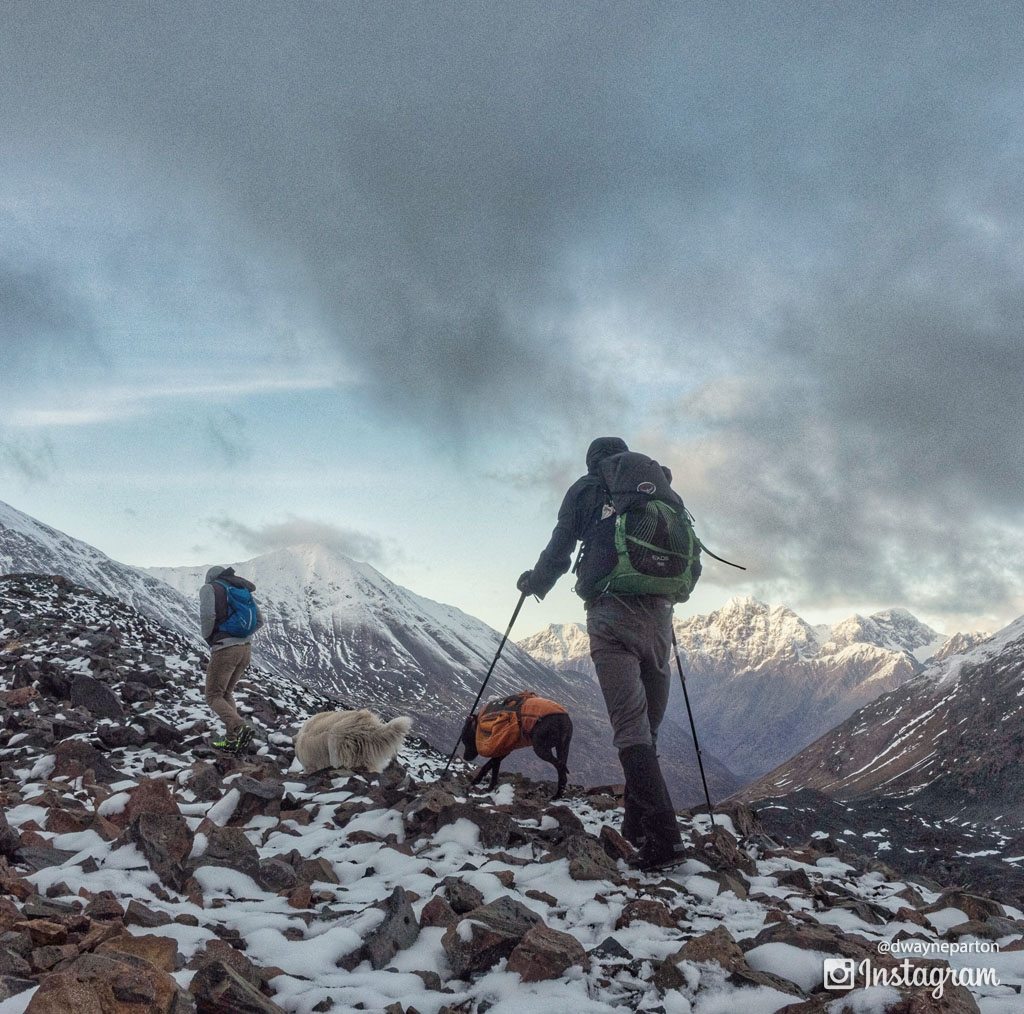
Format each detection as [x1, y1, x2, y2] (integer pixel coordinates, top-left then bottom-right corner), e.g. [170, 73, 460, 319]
[211, 581, 228, 625]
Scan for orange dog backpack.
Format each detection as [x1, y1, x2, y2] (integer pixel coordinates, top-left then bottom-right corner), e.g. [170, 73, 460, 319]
[475, 691, 567, 758]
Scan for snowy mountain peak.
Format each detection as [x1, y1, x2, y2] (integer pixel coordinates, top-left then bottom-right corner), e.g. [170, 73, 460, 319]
[516, 622, 591, 669]
[825, 609, 944, 661]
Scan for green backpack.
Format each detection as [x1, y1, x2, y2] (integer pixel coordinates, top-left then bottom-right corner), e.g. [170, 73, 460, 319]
[580, 451, 703, 603]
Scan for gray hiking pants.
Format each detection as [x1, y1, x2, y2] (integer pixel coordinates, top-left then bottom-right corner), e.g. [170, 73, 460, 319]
[586, 594, 673, 751]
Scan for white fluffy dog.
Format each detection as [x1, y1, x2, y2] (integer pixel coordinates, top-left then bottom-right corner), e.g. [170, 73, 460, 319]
[294, 709, 412, 773]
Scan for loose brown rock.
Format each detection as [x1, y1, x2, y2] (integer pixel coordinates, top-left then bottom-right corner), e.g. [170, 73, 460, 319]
[97, 932, 181, 972]
[441, 896, 543, 979]
[673, 925, 747, 974]
[615, 898, 676, 930]
[420, 896, 458, 929]
[25, 951, 186, 1013]
[189, 959, 285, 1013]
[506, 924, 589, 982]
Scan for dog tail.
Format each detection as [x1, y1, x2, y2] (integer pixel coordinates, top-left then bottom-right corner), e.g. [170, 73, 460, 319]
[388, 716, 413, 737]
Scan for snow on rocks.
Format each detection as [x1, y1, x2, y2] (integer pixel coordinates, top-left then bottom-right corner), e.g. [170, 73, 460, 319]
[2, 575, 1023, 1012]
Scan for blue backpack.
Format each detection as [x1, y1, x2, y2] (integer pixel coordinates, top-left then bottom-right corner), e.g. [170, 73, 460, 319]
[216, 581, 261, 637]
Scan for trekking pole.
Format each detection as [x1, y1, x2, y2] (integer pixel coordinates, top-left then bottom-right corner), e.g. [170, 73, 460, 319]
[671, 629, 717, 828]
[441, 591, 528, 776]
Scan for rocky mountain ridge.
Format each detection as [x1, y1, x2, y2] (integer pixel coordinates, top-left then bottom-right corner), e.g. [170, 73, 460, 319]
[0, 500, 738, 805]
[739, 613, 1024, 818]
[2, 573, 1022, 1011]
[0, 500, 196, 643]
[518, 596, 969, 781]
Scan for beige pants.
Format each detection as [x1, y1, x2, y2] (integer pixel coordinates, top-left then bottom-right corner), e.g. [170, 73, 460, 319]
[205, 643, 251, 736]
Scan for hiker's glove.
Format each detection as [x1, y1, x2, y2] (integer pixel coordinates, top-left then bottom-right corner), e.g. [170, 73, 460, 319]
[517, 570, 535, 595]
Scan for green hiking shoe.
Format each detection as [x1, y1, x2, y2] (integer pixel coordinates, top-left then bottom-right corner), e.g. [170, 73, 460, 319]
[232, 725, 256, 751]
[212, 725, 256, 753]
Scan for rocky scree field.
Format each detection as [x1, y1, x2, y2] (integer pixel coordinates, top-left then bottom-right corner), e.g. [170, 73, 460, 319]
[1, 574, 1023, 1012]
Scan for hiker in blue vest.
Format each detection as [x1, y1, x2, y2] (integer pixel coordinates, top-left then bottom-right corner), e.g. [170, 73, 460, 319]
[518, 437, 700, 872]
[200, 566, 263, 752]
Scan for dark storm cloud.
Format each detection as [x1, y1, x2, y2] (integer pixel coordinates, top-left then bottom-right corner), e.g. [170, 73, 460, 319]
[2, 2, 1023, 616]
[212, 516, 390, 567]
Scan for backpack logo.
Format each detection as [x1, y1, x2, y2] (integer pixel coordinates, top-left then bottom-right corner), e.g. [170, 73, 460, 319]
[579, 451, 703, 604]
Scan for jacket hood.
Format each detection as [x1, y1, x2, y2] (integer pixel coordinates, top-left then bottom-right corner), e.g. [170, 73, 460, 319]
[586, 437, 629, 474]
[204, 565, 256, 591]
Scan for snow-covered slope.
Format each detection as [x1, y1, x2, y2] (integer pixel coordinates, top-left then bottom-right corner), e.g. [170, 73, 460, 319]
[0, 498, 195, 641]
[519, 596, 964, 781]
[148, 545, 740, 804]
[2, 574, 1021, 1012]
[740, 615, 1024, 819]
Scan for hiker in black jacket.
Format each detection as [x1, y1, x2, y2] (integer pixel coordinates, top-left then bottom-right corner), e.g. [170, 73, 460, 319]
[518, 437, 686, 872]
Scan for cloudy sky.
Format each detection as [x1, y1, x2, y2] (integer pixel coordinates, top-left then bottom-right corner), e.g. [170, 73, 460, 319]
[2, 2, 1022, 636]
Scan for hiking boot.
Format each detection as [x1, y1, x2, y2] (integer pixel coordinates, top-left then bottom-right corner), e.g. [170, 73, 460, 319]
[211, 725, 255, 754]
[232, 725, 256, 751]
[621, 784, 645, 847]
[618, 743, 683, 859]
[627, 839, 689, 872]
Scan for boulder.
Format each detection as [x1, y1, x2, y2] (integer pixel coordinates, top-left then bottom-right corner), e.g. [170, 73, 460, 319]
[420, 896, 458, 929]
[441, 896, 543, 979]
[673, 926, 746, 973]
[97, 932, 181, 972]
[564, 835, 620, 882]
[615, 898, 675, 930]
[52, 740, 122, 784]
[506, 924, 589, 982]
[189, 959, 284, 1013]
[441, 878, 485, 915]
[339, 887, 419, 971]
[125, 813, 194, 892]
[119, 779, 181, 826]
[192, 826, 260, 881]
[25, 951, 187, 1013]
[230, 777, 284, 824]
[69, 676, 124, 721]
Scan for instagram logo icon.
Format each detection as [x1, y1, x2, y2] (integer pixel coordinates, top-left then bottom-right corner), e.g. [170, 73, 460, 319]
[823, 958, 856, 990]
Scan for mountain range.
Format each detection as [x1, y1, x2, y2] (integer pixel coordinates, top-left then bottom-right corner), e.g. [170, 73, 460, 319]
[741, 612, 1024, 818]
[518, 596, 972, 780]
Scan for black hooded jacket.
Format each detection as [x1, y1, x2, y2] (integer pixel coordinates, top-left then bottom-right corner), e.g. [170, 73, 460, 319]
[528, 437, 629, 599]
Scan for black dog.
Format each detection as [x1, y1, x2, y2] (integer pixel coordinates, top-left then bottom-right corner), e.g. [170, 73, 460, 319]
[460, 710, 573, 798]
